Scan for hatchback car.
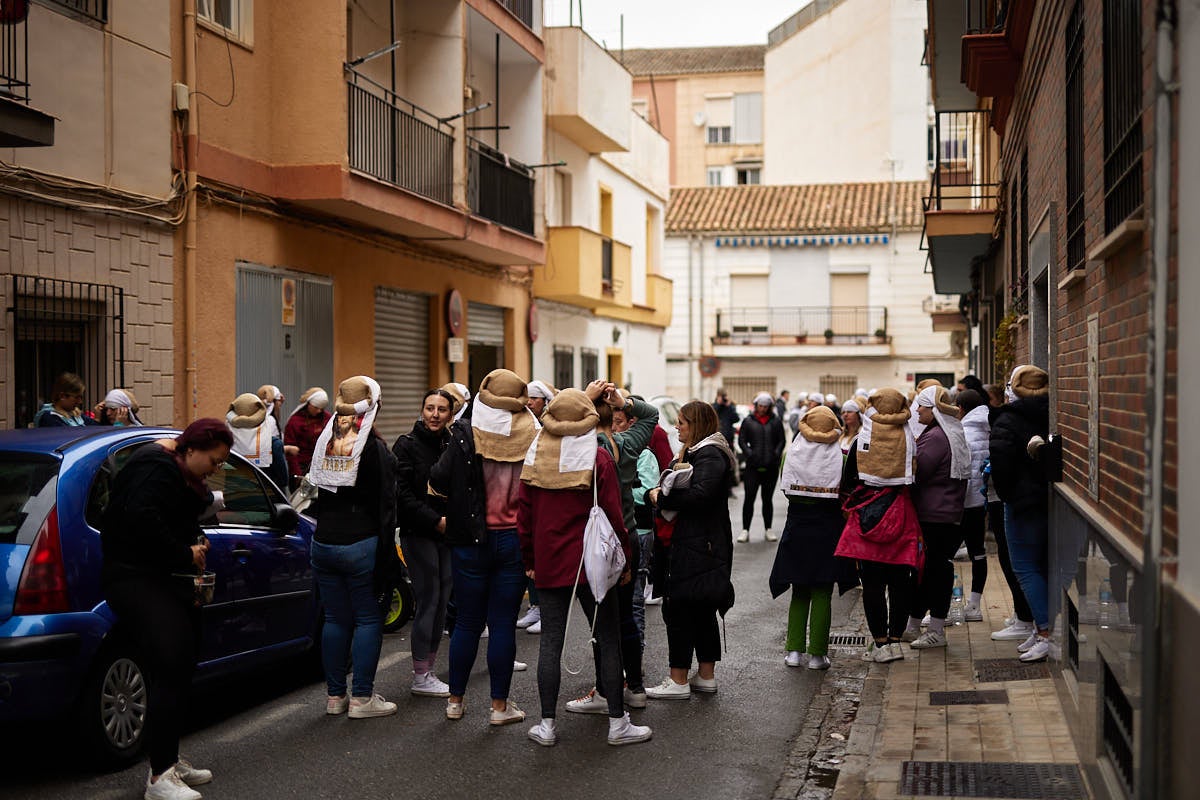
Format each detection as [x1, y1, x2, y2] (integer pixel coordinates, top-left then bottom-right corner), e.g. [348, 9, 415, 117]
[0, 427, 319, 767]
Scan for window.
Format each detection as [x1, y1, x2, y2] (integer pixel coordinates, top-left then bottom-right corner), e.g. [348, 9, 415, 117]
[722, 377, 777, 406]
[581, 348, 599, 384]
[706, 167, 724, 186]
[736, 167, 761, 185]
[733, 92, 763, 144]
[552, 170, 572, 227]
[1102, 0, 1142, 232]
[0, 455, 58, 544]
[631, 98, 649, 120]
[1065, 3, 1085, 272]
[203, 456, 274, 528]
[45, 0, 108, 23]
[706, 126, 732, 144]
[553, 346, 574, 390]
[704, 95, 732, 145]
[819, 375, 858, 404]
[829, 274, 869, 334]
[197, 0, 252, 41]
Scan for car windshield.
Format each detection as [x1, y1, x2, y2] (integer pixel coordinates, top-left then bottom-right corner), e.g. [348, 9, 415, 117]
[0, 454, 59, 544]
[659, 401, 680, 426]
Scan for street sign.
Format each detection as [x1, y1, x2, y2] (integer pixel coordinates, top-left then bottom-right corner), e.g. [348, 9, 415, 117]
[447, 337, 465, 363]
[281, 278, 296, 326]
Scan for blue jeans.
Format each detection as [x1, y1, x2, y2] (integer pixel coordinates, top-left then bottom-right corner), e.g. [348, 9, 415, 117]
[1004, 504, 1049, 630]
[448, 529, 526, 699]
[311, 537, 382, 698]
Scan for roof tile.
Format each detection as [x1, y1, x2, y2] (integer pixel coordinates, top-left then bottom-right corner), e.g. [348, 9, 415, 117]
[620, 45, 766, 76]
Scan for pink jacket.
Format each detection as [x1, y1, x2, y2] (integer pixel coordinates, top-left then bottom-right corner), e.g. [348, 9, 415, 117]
[834, 485, 923, 570]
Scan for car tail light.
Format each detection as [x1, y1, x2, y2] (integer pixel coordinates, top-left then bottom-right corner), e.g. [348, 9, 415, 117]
[14, 507, 70, 615]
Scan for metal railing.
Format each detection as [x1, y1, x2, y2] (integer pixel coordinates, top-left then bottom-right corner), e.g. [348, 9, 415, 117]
[714, 307, 889, 344]
[497, 0, 534, 29]
[964, 0, 1008, 35]
[928, 109, 998, 211]
[347, 73, 454, 206]
[768, 0, 848, 47]
[601, 236, 614, 292]
[1102, 0, 1143, 233]
[45, 0, 108, 23]
[0, 11, 29, 103]
[468, 136, 535, 235]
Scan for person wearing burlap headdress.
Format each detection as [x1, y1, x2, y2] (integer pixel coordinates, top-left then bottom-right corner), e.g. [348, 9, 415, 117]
[226, 393, 274, 470]
[307, 376, 400, 720]
[855, 388, 916, 486]
[902, 386, 970, 650]
[428, 368, 538, 727]
[254, 384, 288, 489]
[517, 389, 651, 745]
[284, 387, 331, 488]
[770, 406, 858, 671]
[526, 380, 557, 420]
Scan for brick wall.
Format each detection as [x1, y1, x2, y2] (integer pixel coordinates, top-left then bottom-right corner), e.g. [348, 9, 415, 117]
[0, 195, 175, 428]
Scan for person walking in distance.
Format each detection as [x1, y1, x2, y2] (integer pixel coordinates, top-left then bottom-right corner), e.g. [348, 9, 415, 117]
[737, 392, 785, 542]
[101, 419, 232, 800]
[712, 389, 738, 447]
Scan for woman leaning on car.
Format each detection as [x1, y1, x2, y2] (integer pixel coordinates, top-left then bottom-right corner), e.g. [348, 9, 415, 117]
[100, 418, 232, 800]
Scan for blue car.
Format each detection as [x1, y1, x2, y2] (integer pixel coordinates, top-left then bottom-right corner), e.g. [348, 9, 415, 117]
[0, 427, 319, 767]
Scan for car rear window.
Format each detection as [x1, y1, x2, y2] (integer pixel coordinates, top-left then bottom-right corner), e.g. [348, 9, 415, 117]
[0, 454, 59, 544]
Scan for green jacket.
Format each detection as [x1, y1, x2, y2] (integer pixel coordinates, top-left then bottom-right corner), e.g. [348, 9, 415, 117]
[597, 397, 659, 532]
[632, 449, 661, 533]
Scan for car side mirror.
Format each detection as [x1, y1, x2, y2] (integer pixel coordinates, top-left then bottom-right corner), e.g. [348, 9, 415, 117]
[272, 503, 299, 532]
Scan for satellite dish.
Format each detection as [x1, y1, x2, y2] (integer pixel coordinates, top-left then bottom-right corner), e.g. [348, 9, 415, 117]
[692, 111, 707, 128]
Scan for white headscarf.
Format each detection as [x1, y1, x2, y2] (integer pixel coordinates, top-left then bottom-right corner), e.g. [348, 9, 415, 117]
[307, 377, 381, 491]
[286, 390, 329, 428]
[916, 385, 972, 480]
[753, 392, 773, 408]
[103, 389, 143, 426]
[527, 380, 555, 401]
[448, 382, 471, 421]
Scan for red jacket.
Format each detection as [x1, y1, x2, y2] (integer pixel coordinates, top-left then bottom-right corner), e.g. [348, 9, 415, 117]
[518, 446, 628, 590]
[649, 424, 674, 472]
[284, 410, 330, 478]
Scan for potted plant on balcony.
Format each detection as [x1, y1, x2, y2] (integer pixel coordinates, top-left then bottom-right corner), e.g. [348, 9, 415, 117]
[795, 328, 808, 344]
[823, 328, 835, 344]
[874, 328, 887, 342]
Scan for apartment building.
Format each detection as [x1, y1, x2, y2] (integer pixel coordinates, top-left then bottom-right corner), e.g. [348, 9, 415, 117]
[623, 45, 765, 188]
[174, 0, 544, 439]
[925, 1, 1191, 796]
[535, 26, 672, 396]
[0, 1, 176, 428]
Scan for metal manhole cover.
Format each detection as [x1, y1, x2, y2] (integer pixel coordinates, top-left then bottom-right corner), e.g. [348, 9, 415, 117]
[974, 659, 1052, 682]
[928, 690, 1009, 705]
[827, 633, 868, 648]
[900, 761, 1086, 798]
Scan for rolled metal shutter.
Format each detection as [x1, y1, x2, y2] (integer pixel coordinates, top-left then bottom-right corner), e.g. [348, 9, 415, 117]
[467, 302, 506, 347]
[374, 288, 431, 443]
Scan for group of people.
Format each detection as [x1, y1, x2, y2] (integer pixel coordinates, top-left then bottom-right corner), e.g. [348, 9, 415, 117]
[32, 372, 145, 428]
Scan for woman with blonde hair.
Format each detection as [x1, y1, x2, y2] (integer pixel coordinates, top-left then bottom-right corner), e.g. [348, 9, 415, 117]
[839, 399, 862, 458]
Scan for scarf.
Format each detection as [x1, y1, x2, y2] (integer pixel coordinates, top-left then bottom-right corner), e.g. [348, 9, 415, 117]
[687, 431, 739, 475]
[308, 377, 381, 491]
[781, 406, 843, 498]
[471, 370, 539, 462]
[916, 386, 972, 480]
[36, 403, 86, 427]
[285, 389, 328, 429]
[856, 388, 915, 486]
[103, 389, 144, 426]
[521, 388, 598, 490]
[658, 462, 693, 521]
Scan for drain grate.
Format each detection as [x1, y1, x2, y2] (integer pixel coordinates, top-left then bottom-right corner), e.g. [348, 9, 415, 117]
[900, 761, 1087, 798]
[827, 633, 868, 648]
[974, 659, 1051, 682]
[928, 690, 1009, 705]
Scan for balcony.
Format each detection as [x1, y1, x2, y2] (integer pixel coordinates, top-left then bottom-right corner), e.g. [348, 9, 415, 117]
[347, 74, 454, 207]
[0, 8, 55, 147]
[468, 137, 536, 236]
[596, 273, 674, 328]
[497, 0, 534, 30]
[537, 227, 633, 309]
[545, 26, 631, 153]
[922, 110, 997, 295]
[925, 0, 979, 112]
[960, 0, 1035, 132]
[713, 306, 889, 347]
[923, 295, 968, 331]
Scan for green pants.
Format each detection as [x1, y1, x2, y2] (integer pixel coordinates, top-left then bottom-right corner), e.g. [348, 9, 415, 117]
[786, 584, 833, 656]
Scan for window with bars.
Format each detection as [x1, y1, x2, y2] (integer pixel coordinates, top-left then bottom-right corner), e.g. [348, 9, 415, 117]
[819, 375, 858, 405]
[581, 348, 599, 384]
[1065, 3, 1085, 272]
[553, 345, 574, 391]
[1102, 0, 1143, 233]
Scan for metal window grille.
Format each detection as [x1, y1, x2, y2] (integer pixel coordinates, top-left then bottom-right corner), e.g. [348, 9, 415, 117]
[44, 0, 108, 23]
[8, 276, 126, 429]
[467, 137, 535, 235]
[581, 348, 599, 385]
[721, 377, 777, 406]
[819, 375, 857, 404]
[1102, 0, 1143, 233]
[1101, 658, 1135, 797]
[553, 345, 574, 390]
[601, 237, 614, 292]
[1019, 150, 1029, 286]
[497, 0, 534, 29]
[964, 0, 1007, 34]
[1065, 3, 1086, 272]
[713, 307, 888, 342]
[0, 8, 28, 103]
[928, 110, 998, 211]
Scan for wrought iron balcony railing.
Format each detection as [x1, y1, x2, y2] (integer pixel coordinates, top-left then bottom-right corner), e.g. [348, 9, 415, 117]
[468, 136, 535, 236]
[714, 306, 889, 345]
[0, 9, 29, 103]
[497, 0, 534, 29]
[927, 109, 998, 212]
[964, 0, 1008, 35]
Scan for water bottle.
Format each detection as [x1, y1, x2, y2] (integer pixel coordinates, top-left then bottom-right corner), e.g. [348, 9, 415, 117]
[948, 573, 966, 625]
[1098, 578, 1114, 630]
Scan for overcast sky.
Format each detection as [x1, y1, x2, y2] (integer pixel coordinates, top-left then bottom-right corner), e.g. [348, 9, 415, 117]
[543, 0, 808, 49]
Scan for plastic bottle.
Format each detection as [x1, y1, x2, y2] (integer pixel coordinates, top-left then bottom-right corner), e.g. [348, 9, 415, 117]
[1098, 577, 1114, 630]
[948, 573, 966, 625]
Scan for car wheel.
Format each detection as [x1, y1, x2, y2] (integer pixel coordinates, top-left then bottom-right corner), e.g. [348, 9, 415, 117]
[78, 644, 148, 770]
[380, 579, 415, 633]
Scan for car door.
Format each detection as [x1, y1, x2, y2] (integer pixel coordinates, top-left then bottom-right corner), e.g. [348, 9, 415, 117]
[201, 455, 313, 653]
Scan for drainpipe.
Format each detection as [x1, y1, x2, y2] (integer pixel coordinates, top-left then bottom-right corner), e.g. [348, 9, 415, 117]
[687, 234, 695, 401]
[1140, 3, 1175, 797]
[698, 235, 706, 401]
[183, 0, 199, 422]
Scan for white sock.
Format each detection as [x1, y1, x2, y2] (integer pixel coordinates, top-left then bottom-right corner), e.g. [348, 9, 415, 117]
[540, 717, 557, 732]
[969, 592, 982, 607]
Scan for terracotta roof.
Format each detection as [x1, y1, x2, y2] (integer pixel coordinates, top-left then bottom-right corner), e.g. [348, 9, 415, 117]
[665, 181, 927, 235]
[619, 45, 766, 77]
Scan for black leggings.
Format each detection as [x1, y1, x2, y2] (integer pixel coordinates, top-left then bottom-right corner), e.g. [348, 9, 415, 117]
[105, 578, 200, 776]
[910, 521, 964, 620]
[742, 467, 779, 531]
[591, 536, 643, 693]
[988, 501, 1034, 623]
[536, 585, 624, 719]
[662, 598, 721, 669]
[962, 506, 988, 595]
[860, 560, 914, 642]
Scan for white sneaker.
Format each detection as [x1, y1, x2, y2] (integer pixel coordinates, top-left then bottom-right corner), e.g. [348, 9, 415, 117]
[145, 767, 202, 800]
[954, 545, 969, 560]
[964, 603, 983, 622]
[645, 677, 691, 700]
[513, 660, 528, 672]
[873, 642, 903, 663]
[807, 654, 831, 670]
[765, 529, 778, 542]
[737, 529, 750, 543]
[1019, 634, 1052, 662]
[173, 758, 212, 787]
[517, 606, 541, 629]
[860, 642, 878, 662]
[326, 694, 348, 715]
[445, 699, 464, 720]
[348, 693, 398, 719]
[623, 686, 647, 708]
[901, 627, 921, 643]
[526, 620, 542, 634]
[412, 671, 451, 697]
[565, 688, 609, 715]
[644, 592, 662, 606]
[910, 630, 947, 649]
[992, 620, 1035, 641]
[688, 673, 718, 693]
[607, 712, 653, 746]
[1017, 631, 1040, 653]
[921, 613, 932, 627]
[785, 650, 806, 667]
[489, 700, 526, 726]
[527, 718, 558, 746]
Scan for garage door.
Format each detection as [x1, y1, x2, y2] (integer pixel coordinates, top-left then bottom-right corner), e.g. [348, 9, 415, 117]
[467, 302, 506, 393]
[374, 288, 431, 442]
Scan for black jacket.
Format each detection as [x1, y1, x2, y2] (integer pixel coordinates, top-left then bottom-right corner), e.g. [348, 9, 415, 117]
[392, 421, 449, 539]
[101, 445, 208, 593]
[712, 401, 738, 443]
[738, 411, 785, 470]
[655, 444, 735, 612]
[989, 395, 1050, 514]
[428, 420, 488, 546]
[311, 433, 397, 547]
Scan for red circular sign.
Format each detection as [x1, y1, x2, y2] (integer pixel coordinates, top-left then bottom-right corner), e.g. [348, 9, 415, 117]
[446, 289, 464, 336]
[528, 302, 539, 343]
[699, 356, 721, 377]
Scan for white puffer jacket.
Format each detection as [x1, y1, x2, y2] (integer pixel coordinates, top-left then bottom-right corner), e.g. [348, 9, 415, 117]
[960, 405, 991, 508]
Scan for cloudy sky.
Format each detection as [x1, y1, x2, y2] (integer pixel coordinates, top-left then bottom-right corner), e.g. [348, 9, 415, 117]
[543, 0, 809, 49]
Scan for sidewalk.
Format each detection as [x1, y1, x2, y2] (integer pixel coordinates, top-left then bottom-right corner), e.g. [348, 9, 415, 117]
[775, 554, 1087, 800]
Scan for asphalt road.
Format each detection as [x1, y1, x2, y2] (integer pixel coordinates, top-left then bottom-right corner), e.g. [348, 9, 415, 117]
[1, 488, 855, 800]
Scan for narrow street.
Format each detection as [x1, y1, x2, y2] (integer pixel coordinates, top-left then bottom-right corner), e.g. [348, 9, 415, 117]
[0, 489, 855, 800]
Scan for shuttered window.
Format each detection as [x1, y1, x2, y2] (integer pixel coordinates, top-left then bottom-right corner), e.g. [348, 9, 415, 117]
[733, 92, 762, 144]
[374, 288, 431, 443]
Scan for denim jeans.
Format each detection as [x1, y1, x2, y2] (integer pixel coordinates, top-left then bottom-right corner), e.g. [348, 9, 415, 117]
[448, 528, 526, 699]
[311, 537, 382, 698]
[1004, 504, 1050, 629]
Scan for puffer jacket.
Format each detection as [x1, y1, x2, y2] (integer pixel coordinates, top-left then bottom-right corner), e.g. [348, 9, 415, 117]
[427, 420, 488, 546]
[989, 395, 1050, 514]
[960, 405, 990, 509]
[738, 411, 785, 470]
